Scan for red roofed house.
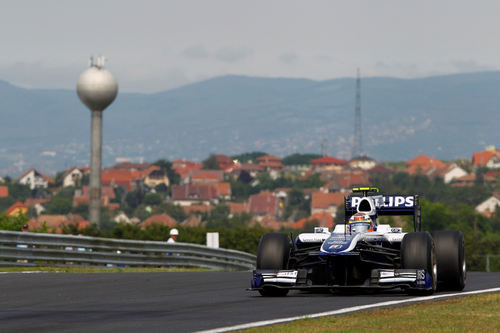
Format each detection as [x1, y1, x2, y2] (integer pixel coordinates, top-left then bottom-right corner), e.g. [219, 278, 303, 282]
[101, 169, 143, 191]
[172, 160, 203, 180]
[215, 182, 232, 200]
[187, 170, 231, 200]
[320, 170, 370, 192]
[73, 185, 116, 208]
[472, 146, 500, 169]
[171, 184, 218, 206]
[190, 169, 224, 183]
[248, 191, 279, 219]
[257, 215, 293, 230]
[6, 202, 28, 216]
[141, 213, 178, 227]
[182, 204, 215, 215]
[405, 154, 446, 175]
[172, 159, 194, 169]
[18, 168, 54, 190]
[311, 156, 348, 171]
[0, 185, 8, 198]
[293, 212, 334, 230]
[450, 174, 476, 187]
[368, 164, 395, 174]
[257, 155, 284, 171]
[112, 162, 151, 171]
[228, 202, 249, 216]
[215, 154, 235, 169]
[29, 214, 89, 233]
[311, 191, 347, 219]
[228, 163, 264, 179]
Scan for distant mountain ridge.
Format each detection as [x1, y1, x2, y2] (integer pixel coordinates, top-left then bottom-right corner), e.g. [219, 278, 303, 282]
[0, 72, 499, 176]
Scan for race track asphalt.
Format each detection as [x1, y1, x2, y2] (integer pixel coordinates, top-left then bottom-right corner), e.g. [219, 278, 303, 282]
[0, 271, 499, 332]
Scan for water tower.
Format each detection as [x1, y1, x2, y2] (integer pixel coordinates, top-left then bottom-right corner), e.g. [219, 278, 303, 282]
[77, 56, 118, 228]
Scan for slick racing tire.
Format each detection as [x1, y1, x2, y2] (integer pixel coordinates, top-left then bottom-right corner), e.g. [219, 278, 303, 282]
[401, 232, 437, 294]
[256, 233, 291, 297]
[432, 230, 466, 291]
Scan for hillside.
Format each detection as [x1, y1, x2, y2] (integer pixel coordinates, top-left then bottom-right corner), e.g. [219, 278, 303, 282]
[0, 72, 499, 176]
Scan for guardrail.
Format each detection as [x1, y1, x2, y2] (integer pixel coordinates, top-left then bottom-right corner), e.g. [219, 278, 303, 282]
[0, 231, 256, 271]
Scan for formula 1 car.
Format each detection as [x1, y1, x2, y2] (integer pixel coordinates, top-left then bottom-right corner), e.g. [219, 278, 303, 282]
[250, 187, 466, 296]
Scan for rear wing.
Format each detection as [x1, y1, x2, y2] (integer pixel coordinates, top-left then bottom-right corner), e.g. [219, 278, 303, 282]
[344, 194, 421, 232]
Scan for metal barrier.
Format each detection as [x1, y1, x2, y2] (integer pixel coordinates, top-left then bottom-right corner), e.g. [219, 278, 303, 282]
[0, 231, 256, 271]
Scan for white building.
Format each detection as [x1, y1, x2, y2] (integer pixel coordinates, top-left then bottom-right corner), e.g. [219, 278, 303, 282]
[349, 155, 377, 170]
[443, 164, 468, 184]
[62, 167, 83, 188]
[17, 168, 53, 190]
[114, 212, 132, 224]
[475, 194, 500, 217]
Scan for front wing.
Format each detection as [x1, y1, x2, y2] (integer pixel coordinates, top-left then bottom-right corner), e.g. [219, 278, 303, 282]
[250, 268, 434, 292]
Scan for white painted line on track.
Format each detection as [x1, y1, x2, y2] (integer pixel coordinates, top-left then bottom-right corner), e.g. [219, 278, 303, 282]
[197, 287, 500, 333]
[0, 271, 47, 274]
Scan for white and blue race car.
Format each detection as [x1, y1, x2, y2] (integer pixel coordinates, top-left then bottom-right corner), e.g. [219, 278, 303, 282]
[250, 187, 466, 296]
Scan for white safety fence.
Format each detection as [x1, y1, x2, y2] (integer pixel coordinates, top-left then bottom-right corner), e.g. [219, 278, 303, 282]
[0, 231, 256, 271]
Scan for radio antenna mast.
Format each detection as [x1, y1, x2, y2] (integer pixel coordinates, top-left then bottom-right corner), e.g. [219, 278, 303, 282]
[352, 68, 363, 158]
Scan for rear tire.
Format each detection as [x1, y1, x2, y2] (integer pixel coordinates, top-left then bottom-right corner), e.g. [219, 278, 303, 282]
[432, 230, 466, 291]
[256, 233, 291, 297]
[401, 232, 437, 294]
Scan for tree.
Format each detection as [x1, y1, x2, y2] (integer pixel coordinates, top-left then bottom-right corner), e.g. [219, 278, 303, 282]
[45, 197, 73, 214]
[143, 193, 163, 206]
[0, 213, 28, 231]
[158, 202, 187, 222]
[6, 183, 30, 202]
[72, 203, 89, 220]
[202, 154, 221, 170]
[231, 152, 267, 163]
[152, 159, 180, 185]
[296, 173, 325, 189]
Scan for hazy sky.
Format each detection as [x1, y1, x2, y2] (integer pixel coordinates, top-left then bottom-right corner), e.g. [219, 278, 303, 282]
[1, 0, 500, 93]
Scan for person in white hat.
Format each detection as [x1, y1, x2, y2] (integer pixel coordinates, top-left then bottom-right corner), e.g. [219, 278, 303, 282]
[167, 228, 179, 243]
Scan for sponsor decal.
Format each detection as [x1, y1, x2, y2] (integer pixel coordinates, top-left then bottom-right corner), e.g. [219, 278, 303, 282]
[329, 244, 343, 249]
[298, 234, 329, 243]
[351, 196, 414, 209]
[277, 270, 298, 278]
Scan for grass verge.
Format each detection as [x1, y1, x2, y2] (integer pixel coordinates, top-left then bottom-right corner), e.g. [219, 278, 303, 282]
[239, 292, 500, 332]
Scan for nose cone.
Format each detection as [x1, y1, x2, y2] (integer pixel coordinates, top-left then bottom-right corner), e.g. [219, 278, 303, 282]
[77, 67, 118, 111]
[321, 233, 355, 253]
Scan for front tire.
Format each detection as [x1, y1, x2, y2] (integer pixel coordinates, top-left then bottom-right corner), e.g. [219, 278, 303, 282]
[256, 233, 291, 297]
[401, 232, 437, 294]
[432, 230, 466, 291]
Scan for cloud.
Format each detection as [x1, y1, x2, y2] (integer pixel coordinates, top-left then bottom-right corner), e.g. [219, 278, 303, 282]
[373, 61, 421, 77]
[214, 47, 253, 63]
[0, 61, 81, 90]
[0, 60, 192, 93]
[449, 60, 496, 73]
[180, 45, 252, 64]
[181, 45, 210, 59]
[278, 52, 298, 64]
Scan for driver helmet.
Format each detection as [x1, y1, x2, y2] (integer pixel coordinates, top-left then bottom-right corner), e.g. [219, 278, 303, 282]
[348, 213, 375, 233]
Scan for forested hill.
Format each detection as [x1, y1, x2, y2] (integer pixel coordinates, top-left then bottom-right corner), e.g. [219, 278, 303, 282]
[1, 71, 500, 175]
